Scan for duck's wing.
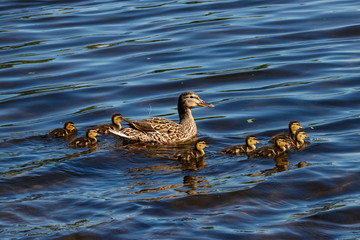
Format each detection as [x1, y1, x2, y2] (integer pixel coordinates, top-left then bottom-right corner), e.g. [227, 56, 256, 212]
[253, 146, 276, 158]
[123, 117, 179, 133]
[218, 144, 246, 155]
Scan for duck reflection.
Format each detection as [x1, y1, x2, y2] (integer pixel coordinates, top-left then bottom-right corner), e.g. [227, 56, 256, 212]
[249, 155, 308, 177]
[182, 175, 210, 195]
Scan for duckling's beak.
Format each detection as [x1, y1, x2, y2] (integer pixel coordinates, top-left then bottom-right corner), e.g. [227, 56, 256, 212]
[198, 100, 214, 108]
[304, 134, 309, 139]
[256, 140, 261, 144]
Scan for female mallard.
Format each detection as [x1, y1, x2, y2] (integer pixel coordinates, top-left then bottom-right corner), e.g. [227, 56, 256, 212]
[174, 140, 208, 162]
[219, 135, 259, 156]
[109, 91, 214, 144]
[252, 136, 289, 158]
[68, 129, 98, 148]
[289, 129, 309, 150]
[48, 121, 77, 138]
[269, 120, 303, 143]
[95, 113, 123, 135]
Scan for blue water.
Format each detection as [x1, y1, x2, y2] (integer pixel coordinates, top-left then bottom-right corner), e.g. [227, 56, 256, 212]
[1, 0, 360, 239]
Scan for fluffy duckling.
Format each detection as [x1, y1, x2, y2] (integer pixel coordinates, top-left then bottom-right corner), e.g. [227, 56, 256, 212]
[219, 135, 259, 156]
[95, 113, 123, 135]
[252, 136, 289, 158]
[68, 129, 98, 148]
[289, 129, 309, 150]
[109, 91, 214, 144]
[269, 120, 303, 143]
[174, 140, 208, 162]
[48, 121, 77, 138]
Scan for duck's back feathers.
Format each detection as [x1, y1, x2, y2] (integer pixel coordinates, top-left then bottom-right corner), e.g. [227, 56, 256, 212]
[68, 137, 97, 148]
[268, 132, 292, 143]
[219, 144, 252, 155]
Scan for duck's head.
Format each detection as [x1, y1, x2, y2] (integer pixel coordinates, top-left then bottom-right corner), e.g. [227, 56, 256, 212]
[64, 121, 76, 132]
[111, 113, 123, 126]
[295, 129, 309, 142]
[195, 140, 208, 151]
[86, 129, 98, 139]
[246, 135, 260, 147]
[179, 91, 214, 109]
[275, 137, 289, 149]
[289, 120, 302, 134]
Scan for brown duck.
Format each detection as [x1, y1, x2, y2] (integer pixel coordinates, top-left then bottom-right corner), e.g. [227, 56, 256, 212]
[289, 129, 309, 150]
[95, 113, 123, 135]
[174, 140, 208, 162]
[269, 120, 303, 143]
[68, 129, 98, 148]
[48, 121, 77, 138]
[109, 91, 214, 144]
[219, 135, 259, 156]
[252, 136, 289, 158]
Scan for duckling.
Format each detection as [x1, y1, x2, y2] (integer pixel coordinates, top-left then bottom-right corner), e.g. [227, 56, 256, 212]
[174, 140, 208, 162]
[269, 120, 303, 143]
[95, 113, 123, 135]
[219, 135, 259, 156]
[48, 121, 77, 138]
[109, 91, 214, 144]
[252, 136, 289, 158]
[68, 129, 98, 148]
[289, 129, 309, 150]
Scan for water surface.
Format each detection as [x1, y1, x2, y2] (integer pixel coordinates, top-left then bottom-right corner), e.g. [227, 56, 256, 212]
[1, 0, 360, 239]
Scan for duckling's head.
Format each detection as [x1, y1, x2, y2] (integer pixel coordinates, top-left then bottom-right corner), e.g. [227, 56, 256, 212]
[64, 121, 76, 131]
[179, 91, 214, 109]
[86, 129, 98, 139]
[111, 113, 123, 126]
[295, 129, 308, 142]
[275, 137, 288, 149]
[195, 140, 208, 151]
[246, 135, 260, 147]
[289, 120, 302, 134]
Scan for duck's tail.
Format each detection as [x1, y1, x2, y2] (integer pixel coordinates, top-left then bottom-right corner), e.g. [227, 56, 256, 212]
[108, 129, 131, 139]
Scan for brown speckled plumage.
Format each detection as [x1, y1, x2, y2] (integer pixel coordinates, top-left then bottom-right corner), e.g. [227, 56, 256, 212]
[109, 91, 214, 144]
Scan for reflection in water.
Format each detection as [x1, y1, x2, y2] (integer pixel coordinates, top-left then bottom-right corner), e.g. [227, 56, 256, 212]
[249, 154, 308, 177]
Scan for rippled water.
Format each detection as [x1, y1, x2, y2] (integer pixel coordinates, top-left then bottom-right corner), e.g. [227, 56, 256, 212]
[1, 0, 360, 239]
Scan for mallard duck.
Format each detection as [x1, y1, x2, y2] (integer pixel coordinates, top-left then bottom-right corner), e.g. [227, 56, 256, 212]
[252, 136, 289, 158]
[174, 140, 208, 162]
[68, 129, 98, 148]
[218, 135, 259, 155]
[109, 91, 214, 144]
[48, 121, 77, 138]
[289, 129, 309, 150]
[95, 113, 123, 135]
[269, 120, 303, 143]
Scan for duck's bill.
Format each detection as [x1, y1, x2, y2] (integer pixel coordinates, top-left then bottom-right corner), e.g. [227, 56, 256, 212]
[198, 101, 214, 107]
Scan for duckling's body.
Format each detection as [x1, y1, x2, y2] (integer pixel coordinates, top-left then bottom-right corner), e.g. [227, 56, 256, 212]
[252, 137, 289, 158]
[95, 114, 123, 135]
[219, 135, 259, 155]
[48, 121, 77, 138]
[289, 129, 309, 150]
[269, 120, 303, 143]
[174, 140, 208, 162]
[68, 129, 98, 148]
[109, 91, 214, 144]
